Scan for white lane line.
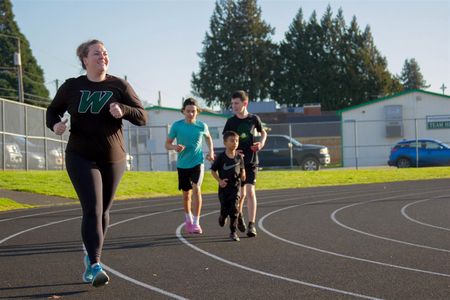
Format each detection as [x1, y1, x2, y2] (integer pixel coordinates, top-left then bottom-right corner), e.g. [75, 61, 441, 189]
[0, 184, 376, 222]
[102, 264, 188, 300]
[331, 191, 450, 253]
[0, 207, 81, 223]
[0, 187, 435, 299]
[0, 198, 183, 223]
[175, 212, 382, 300]
[0, 204, 187, 299]
[0, 185, 385, 223]
[401, 197, 450, 232]
[259, 204, 450, 278]
[0, 216, 81, 245]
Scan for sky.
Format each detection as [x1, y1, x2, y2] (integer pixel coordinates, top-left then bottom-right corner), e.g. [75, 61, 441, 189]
[9, 0, 450, 109]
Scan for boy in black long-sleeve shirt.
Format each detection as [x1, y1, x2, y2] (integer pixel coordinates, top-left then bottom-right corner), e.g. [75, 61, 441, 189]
[211, 131, 246, 241]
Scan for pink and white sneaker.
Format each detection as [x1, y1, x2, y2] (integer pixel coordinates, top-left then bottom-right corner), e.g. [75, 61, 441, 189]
[191, 224, 203, 234]
[185, 220, 193, 233]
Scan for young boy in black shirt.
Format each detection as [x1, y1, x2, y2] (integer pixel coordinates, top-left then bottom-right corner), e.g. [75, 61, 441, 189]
[211, 131, 246, 241]
[223, 90, 266, 237]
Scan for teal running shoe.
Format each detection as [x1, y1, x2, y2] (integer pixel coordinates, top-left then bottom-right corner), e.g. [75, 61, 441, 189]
[91, 263, 109, 288]
[82, 255, 93, 283]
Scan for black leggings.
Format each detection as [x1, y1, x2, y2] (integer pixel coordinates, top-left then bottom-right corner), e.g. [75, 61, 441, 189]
[66, 152, 126, 265]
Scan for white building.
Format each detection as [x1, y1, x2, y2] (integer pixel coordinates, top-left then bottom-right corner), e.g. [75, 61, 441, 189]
[339, 90, 450, 167]
[125, 105, 229, 171]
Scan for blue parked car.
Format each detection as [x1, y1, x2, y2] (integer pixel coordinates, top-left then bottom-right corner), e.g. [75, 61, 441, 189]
[388, 139, 450, 168]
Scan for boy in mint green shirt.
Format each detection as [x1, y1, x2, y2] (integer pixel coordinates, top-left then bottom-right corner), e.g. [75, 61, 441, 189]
[165, 98, 214, 234]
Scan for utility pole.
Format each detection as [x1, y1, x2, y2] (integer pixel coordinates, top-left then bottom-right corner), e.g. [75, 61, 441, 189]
[15, 38, 24, 103]
[1, 33, 24, 102]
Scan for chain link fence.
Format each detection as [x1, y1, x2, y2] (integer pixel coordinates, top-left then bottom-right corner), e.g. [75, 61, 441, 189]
[0, 98, 67, 170]
[3, 97, 450, 171]
[342, 117, 450, 168]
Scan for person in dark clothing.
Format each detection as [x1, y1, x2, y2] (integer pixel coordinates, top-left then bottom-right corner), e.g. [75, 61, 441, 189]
[46, 39, 147, 287]
[222, 90, 266, 237]
[211, 131, 246, 241]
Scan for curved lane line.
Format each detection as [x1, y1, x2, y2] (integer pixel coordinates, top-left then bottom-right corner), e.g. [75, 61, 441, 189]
[0, 187, 433, 299]
[331, 191, 450, 253]
[401, 197, 450, 232]
[102, 264, 188, 300]
[0, 186, 387, 223]
[0, 207, 81, 223]
[175, 212, 382, 300]
[259, 204, 450, 278]
[0, 205, 187, 299]
[0, 199, 184, 223]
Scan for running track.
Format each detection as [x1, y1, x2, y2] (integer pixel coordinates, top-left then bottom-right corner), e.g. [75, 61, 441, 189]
[1, 179, 450, 299]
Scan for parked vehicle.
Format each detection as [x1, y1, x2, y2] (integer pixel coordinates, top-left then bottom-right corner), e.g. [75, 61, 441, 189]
[126, 153, 133, 171]
[1, 142, 23, 168]
[214, 134, 330, 171]
[258, 134, 330, 170]
[388, 139, 450, 168]
[47, 148, 64, 170]
[10, 136, 63, 170]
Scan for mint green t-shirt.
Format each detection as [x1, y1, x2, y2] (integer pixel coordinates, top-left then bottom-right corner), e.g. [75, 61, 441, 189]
[168, 119, 210, 169]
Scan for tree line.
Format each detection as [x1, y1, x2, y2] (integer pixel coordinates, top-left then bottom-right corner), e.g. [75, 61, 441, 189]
[0, 0, 49, 106]
[0, 0, 427, 110]
[192, 0, 428, 110]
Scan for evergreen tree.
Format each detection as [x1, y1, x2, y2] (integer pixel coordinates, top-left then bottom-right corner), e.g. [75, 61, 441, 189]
[400, 58, 428, 90]
[339, 16, 366, 107]
[192, 0, 276, 108]
[317, 5, 342, 109]
[271, 8, 307, 107]
[0, 0, 49, 106]
[274, 7, 401, 111]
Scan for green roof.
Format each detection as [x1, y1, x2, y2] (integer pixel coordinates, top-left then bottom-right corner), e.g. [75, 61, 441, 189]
[145, 105, 230, 119]
[337, 89, 450, 116]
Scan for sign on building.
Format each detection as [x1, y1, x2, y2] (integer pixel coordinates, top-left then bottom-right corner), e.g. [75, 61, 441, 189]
[427, 115, 450, 129]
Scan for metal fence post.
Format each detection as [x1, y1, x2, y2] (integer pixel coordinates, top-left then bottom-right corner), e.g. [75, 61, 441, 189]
[288, 123, 293, 169]
[126, 125, 132, 170]
[135, 126, 139, 171]
[415, 118, 419, 168]
[166, 124, 171, 171]
[24, 105, 28, 170]
[43, 109, 48, 170]
[148, 127, 153, 171]
[354, 120, 359, 170]
[1, 100, 5, 170]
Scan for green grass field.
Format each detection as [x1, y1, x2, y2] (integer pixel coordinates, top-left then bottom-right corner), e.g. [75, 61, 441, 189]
[0, 198, 35, 211]
[1, 167, 450, 202]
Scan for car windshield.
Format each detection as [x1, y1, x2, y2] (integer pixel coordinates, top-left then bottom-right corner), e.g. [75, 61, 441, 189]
[433, 140, 450, 148]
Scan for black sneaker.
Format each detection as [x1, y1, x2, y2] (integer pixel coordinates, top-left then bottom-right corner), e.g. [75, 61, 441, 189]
[237, 213, 246, 232]
[218, 214, 226, 227]
[230, 232, 240, 242]
[247, 222, 257, 237]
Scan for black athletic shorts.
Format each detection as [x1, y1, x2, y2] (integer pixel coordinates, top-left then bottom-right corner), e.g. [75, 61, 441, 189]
[241, 163, 257, 186]
[177, 164, 204, 191]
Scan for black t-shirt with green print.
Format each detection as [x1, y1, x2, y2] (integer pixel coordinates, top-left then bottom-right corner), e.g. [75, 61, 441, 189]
[46, 75, 147, 162]
[223, 114, 263, 165]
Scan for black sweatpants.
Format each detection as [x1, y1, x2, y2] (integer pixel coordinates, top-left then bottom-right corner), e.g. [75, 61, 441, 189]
[219, 187, 239, 233]
[66, 152, 126, 265]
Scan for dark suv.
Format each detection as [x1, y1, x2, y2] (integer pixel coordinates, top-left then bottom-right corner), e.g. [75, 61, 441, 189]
[258, 134, 330, 170]
[215, 134, 330, 171]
